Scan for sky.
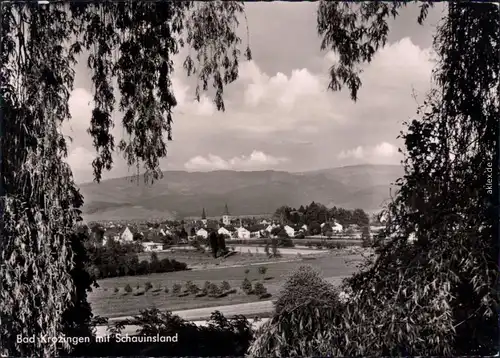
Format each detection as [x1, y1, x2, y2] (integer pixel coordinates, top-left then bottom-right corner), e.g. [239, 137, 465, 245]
[63, 2, 446, 184]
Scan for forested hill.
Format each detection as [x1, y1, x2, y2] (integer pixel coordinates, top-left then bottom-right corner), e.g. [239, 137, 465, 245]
[79, 164, 404, 221]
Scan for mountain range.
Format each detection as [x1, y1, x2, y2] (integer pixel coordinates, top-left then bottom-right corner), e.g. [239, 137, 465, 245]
[79, 164, 404, 221]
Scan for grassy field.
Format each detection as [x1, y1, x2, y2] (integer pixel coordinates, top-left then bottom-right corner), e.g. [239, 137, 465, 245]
[88, 251, 364, 318]
[137, 250, 298, 269]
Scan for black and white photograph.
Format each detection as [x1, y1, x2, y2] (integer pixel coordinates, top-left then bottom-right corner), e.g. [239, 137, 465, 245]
[1, 1, 498, 357]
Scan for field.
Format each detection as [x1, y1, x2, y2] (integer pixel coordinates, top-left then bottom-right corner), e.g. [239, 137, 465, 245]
[137, 249, 301, 269]
[89, 250, 366, 319]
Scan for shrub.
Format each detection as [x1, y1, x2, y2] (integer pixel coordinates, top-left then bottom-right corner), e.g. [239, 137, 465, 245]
[220, 281, 231, 292]
[274, 265, 339, 315]
[248, 266, 342, 356]
[114, 287, 119, 293]
[241, 278, 252, 294]
[163, 286, 169, 294]
[244, 268, 250, 276]
[70, 308, 254, 356]
[258, 266, 268, 277]
[144, 281, 153, 292]
[172, 283, 181, 295]
[203, 281, 211, 294]
[124, 284, 133, 293]
[253, 282, 267, 296]
[187, 281, 200, 295]
[264, 243, 270, 256]
[136, 284, 140, 290]
[207, 283, 222, 297]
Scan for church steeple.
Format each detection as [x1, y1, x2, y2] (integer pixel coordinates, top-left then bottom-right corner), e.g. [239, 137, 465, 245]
[222, 203, 231, 226]
[202, 208, 206, 220]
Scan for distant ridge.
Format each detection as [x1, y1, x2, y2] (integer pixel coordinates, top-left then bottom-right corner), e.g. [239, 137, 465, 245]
[79, 164, 404, 221]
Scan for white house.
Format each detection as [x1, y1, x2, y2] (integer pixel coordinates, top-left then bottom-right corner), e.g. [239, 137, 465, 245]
[120, 227, 134, 243]
[332, 222, 343, 232]
[265, 224, 279, 232]
[218, 227, 231, 237]
[284, 225, 295, 237]
[251, 230, 261, 238]
[142, 241, 164, 252]
[237, 227, 251, 239]
[196, 228, 209, 239]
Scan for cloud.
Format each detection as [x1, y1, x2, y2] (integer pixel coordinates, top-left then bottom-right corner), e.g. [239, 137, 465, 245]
[171, 75, 216, 116]
[338, 142, 400, 164]
[240, 61, 324, 110]
[338, 146, 364, 160]
[66, 30, 433, 182]
[184, 150, 289, 171]
[373, 142, 399, 158]
[64, 88, 94, 134]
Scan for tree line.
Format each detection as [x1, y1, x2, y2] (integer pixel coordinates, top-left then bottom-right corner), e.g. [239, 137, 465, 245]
[273, 202, 370, 228]
[86, 240, 187, 279]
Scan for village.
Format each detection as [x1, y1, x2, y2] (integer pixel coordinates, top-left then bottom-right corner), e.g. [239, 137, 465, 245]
[88, 203, 385, 253]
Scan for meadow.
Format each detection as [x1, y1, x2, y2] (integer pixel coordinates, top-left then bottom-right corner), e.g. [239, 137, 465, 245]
[88, 250, 365, 318]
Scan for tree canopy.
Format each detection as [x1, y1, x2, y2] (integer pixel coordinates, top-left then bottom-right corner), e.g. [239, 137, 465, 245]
[250, 2, 499, 356]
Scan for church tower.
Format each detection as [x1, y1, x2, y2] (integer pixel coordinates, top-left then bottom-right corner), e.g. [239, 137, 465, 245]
[222, 203, 231, 226]
[201, 208, 207, 226]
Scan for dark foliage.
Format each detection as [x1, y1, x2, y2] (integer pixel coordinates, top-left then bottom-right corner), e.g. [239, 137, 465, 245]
[251, 3, 499, 356]
[88, 241, 187, 279]
[59, 228, 99, 354]
[250, 266, 343, 356]
[68, 309, 255, 356]
[241, 278, 252, 294]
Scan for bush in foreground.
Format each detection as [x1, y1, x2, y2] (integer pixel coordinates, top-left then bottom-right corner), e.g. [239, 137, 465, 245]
[248, 266, 343, 356]
[68, 309, 254, 356]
